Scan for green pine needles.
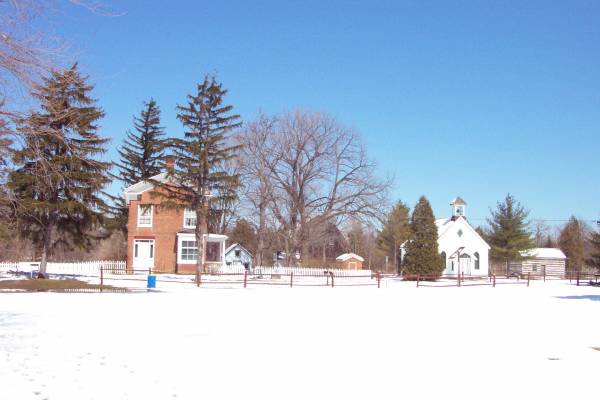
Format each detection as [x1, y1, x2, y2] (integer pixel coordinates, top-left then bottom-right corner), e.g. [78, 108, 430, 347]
[486, 194, 534, 266]
[9, 64, 111, 275]
[402, 196, 441, 278]
[110, 99, 167, 233]
[155, 75, 242, 272]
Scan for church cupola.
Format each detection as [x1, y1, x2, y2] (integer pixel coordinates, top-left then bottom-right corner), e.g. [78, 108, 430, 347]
[451, 196, 466, 220]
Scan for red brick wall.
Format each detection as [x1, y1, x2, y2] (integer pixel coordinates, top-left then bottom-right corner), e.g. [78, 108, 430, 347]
[337, 259, 363, 270]
[127, 189, 185, 273]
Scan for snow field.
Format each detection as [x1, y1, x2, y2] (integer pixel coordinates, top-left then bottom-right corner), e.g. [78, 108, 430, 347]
[0, 280, 599, 399]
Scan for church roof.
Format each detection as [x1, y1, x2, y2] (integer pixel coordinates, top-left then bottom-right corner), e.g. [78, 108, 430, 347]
[450, 196, 466, 206]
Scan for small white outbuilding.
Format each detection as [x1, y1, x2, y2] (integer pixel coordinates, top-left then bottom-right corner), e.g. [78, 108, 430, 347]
[224, 243, 253, 270]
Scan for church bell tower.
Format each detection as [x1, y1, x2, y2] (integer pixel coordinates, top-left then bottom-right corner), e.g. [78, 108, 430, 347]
[451, 197, 466, 220]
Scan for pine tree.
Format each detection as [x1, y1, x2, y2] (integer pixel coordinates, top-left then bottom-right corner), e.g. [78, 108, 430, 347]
[486, 194, 534, 272]
[9, 64, 111, 276]
[402, 196, 440, 278]
[115, 99, 166, 186]
[155, 75, 242, 273]
[558, 216, 585, 273]
[110, 99, 167, 233]
[376, 201, 410, 274]
[588, 230, 600, 272]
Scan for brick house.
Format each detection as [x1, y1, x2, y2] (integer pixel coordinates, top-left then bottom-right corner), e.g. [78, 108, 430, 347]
[124, 172, 227, 274]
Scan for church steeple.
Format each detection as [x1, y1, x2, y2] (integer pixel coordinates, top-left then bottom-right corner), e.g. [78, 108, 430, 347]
[451, 196, 466, 220]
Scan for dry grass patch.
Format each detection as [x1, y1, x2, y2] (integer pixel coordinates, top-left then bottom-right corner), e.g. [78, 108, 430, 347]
[0, 279, 117, 292]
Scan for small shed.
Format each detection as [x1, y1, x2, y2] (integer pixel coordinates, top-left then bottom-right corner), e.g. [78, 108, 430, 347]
[336, 253, 364, 270]
[224, 243, 253, 270]
[509, 248, 566, 277]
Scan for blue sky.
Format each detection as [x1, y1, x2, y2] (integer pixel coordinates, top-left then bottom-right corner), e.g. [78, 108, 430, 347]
[48, 1, 600, 227]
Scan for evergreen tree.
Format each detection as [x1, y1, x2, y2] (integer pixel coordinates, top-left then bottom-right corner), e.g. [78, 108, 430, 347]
[110, 99, 167, 233]
[558, 216, 585, 273]
[402, 196, 440, 278]
[9, 64, 110, 276]
[486, 194, 534, 272]
[588, 230, 600, 272]
[376, 201, 411, 274]
[115, 99, 166, 185]
[229, 219, 257, 254]
[155, 75, 241, 273]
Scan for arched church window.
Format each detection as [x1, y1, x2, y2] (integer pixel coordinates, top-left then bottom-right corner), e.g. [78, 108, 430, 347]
[441, 252, 447, 269]
[474, 252, 480, 270]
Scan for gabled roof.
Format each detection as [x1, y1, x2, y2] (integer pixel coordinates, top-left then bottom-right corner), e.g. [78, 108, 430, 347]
[450, 196, 466, 206]
[520, 248, 566, 259]
[336, 253, 365, 262]
[123, 172, 170, 204]
[435, 217, 490, 250]
[225, 243, 252, 256]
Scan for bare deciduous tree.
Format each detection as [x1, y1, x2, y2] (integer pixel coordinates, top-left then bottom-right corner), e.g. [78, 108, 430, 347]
[238, 111, 391, 265]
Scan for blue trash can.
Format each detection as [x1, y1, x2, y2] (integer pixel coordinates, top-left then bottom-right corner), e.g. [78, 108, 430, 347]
[147, 275, 156, 289]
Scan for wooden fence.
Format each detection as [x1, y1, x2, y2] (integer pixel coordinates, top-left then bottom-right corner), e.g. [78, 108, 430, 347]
[0, 260, 126, 275]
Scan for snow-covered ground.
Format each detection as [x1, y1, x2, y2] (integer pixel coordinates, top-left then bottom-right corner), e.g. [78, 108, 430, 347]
[1, 280, 599, 399]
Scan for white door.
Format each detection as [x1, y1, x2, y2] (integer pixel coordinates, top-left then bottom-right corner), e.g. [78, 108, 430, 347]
[459, 255, 471, 275]
[133, 239, 155, 270]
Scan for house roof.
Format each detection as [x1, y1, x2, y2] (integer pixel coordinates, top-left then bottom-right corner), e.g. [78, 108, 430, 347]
[521, 248, 566, 259]
[336, 253, 365, 262]
[225, 243, 252, 256]
[450, 196, 466, 206]
[123, 171, 214, 204]
[435, 217, 491, 250]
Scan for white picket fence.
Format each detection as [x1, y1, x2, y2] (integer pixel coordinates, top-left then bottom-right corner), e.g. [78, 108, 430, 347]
[221, 264, 373, 277]
[0, 261, 371, 278]
[0, 260, 126, 276]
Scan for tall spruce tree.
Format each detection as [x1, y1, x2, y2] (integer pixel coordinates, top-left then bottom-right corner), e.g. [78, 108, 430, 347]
[486, 193, 534, 273]
[9, 64, 110, 276]
[558, 216, 585, 273]
[376, 201, 410, 274]
[111, 99, 167, 232]
[402, 196, 440, 278]
[155, 75, 241, 273]
[588, 230, 600, 272]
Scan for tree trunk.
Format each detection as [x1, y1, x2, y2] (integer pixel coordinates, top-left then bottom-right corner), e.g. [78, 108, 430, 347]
[257, 202, 266, 267]
[39, 223, 53, 277]
[195, 203, 208, 273]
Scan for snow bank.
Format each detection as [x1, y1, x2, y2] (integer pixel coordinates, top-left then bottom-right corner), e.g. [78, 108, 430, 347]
[0, 280, 599, 399]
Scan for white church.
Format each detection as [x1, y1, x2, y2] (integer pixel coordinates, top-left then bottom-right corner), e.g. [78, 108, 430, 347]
[401, 197, 491, 276]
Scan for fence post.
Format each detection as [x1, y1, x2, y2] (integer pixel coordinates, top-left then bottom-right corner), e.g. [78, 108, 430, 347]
[527, 272, 530, 287]
[377, 271, 381, 289]
[100, 267, 103, 292]
[458, 273, 461, 287]
[543, 266, 546, 282]
[416, 274, 420, 288]
[195, 269, 200, 287]
[576, 271, 580, 286]
[330, 272, 334, 288]
[290, 272, 293, 288]
[493, 274, 496, 288]
[244, 270, 248, 288]
[326, 272, 329, 287]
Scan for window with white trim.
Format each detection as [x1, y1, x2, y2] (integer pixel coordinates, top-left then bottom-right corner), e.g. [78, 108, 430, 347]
[183, 208, 197, 228]
[180, 240, 198, 262]
[474, 252, 480, 270]
[138, 204, 153, 227]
